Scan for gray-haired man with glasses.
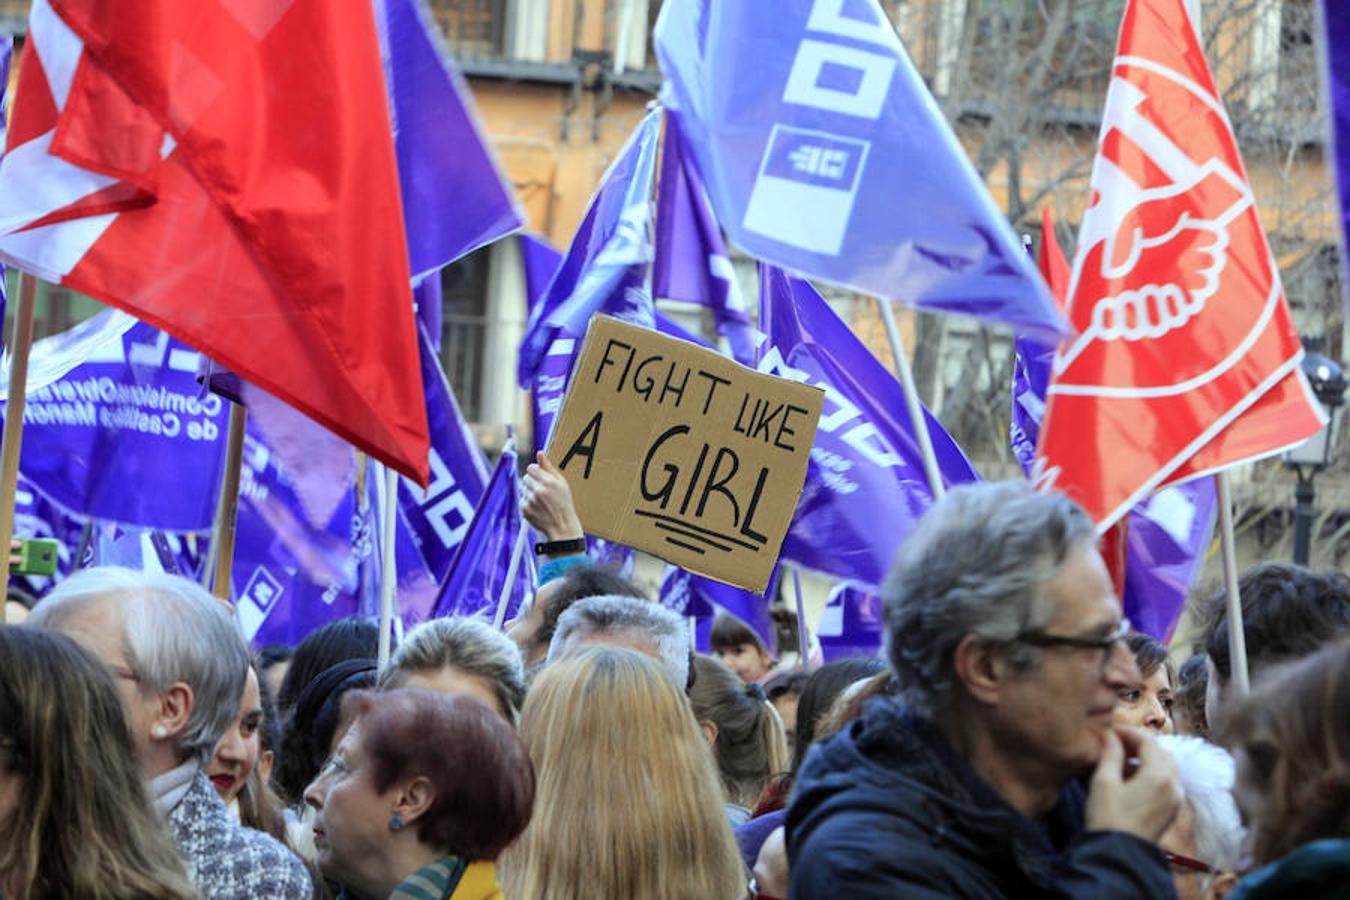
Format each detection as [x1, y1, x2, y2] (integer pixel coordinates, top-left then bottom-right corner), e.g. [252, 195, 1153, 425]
[788, 481, 1181, 899]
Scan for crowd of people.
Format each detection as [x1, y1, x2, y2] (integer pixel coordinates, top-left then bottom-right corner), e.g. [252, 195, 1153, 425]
[2, 478, 1349, 898]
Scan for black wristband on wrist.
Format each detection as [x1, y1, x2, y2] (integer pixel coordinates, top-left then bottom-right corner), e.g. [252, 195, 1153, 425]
[535, 537, 587, 557]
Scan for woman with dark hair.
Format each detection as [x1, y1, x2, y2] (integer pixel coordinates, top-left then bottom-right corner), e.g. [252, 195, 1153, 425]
[276, 618, 379, 721]
[763, 669, 809, 756]
[304, 690, 534, 899]
[0, 627, 197, 899]
[275, 659, 378, 863]
[206, 658, 292, 846]
[1114, 632, 1175, 734]
[690, 655, 789, 825]
[1223, 640, 1350, 897]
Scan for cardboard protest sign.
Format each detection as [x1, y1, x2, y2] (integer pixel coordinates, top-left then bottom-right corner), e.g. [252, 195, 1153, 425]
[547, 316, 823, 593]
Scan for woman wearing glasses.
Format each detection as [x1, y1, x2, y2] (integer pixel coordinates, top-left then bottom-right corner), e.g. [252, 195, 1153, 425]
[0, 626, 196, 900]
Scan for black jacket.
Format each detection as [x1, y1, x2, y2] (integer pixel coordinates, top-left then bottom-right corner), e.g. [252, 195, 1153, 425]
[786, 698, 1176, 899]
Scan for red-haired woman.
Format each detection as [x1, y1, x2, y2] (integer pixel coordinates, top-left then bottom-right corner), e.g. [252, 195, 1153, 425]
[303, 690, 534, 899]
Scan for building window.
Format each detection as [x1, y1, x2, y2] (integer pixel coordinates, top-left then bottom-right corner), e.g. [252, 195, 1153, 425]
[438, 247, 492, 422]
[427, 0, 508, 59]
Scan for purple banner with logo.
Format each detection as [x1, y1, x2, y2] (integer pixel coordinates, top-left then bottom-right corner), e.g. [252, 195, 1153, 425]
[654, 0, 1065, 341]
[432, 443, 534, 621]
[2, 312, 228, 531]
[758, 265, 979, 587]
[654, 113, 758, 364]
[517, 108, 662, 384]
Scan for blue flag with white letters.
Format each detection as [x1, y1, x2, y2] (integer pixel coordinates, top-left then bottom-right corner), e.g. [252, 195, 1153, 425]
[758, 265, 979, 586]
[517, 107, 662, 384]
[1, 311, 228, 532]
[432, 442, 534, 621]
[655, 1, 1066, 340]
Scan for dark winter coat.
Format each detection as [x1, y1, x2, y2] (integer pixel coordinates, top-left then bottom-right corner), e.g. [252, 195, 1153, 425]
[786, 697, 1176, 899]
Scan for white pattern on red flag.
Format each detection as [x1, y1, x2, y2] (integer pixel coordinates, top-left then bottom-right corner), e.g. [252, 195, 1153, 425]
[1035, 0, 1325, 529]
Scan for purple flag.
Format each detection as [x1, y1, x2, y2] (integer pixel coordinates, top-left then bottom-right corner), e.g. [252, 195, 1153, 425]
[1325, 0, 1350, 313]
[432, 443, 534, 620]
[517, 108, 661, 384]
[375, 0, 522, 277]
[397, 324, 490, 584]
[817, 582, 885, 661]
[758, 265, 980, 586]
[231, 421, 368, 644]
[0, 36, 11, 351]
[1010, 328, 1216, 640]
[3, 312, 228, 531]
[660, 564, 775, 651]
[654, 1, 1066, 341]
[654, 114, 758, 365]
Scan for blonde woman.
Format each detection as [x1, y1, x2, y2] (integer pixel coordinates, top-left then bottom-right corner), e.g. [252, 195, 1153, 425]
[500, 648, 747, 900]
[689, 654, 789, 824]
[0, 627, 198, 900]
[378, 617, 526, 723]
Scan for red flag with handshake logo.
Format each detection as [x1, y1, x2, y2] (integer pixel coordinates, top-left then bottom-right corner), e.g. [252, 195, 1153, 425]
[1035, 0, 1325, 529]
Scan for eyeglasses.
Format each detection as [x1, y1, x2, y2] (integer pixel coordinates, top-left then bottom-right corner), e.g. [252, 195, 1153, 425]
[1016, 618, 1131, 670]
[1164, 850, 1214, 875]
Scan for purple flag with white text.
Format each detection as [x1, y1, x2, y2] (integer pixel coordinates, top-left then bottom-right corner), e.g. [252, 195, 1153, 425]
[655, 0, 1066, 340]
[758, 265, 979, 587]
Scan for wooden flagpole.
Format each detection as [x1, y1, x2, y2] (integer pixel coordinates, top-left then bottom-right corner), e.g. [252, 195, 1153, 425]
[1215, 471, 1250, 697]
[377, 464, 398, 669]
[874, 297, 946, 499]
[207, 401, 247, 605]
[0, 273, 38, 623]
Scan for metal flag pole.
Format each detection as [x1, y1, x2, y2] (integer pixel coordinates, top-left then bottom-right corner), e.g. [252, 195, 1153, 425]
[0, 272, 37, 622]
[1215, 471, 1250, 696]
[874, 297, 945, 499]
[378, 464, 399, 669]
[792, 567, 810, 665]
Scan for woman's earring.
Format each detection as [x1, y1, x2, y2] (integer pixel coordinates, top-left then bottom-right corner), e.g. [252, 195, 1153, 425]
[152, 725, 167, 739]
[389, 814, 404, 833]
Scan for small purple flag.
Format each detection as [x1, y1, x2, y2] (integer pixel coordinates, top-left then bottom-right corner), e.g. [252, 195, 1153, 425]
[817, 582, 885, 661]
[521, 232, 564, 303]
[432, 442, 533, 621]
[655, 1, 1066, 341]
[517, 108, 661, 384]
[1010, 324, 1216, 640]
[758, 265, 980, 587]
[414, 275, 443, 354]
[654, 114, 758, 365]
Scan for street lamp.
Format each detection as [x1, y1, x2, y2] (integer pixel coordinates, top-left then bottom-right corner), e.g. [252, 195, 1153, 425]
[1282, 346, 1348, 565]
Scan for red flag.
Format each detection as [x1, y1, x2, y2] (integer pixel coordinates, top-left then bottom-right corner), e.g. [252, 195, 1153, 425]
[0, 0, 430, 484]
[1035, 0, 1323, 528]
[1040, 209, 1128, 598]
